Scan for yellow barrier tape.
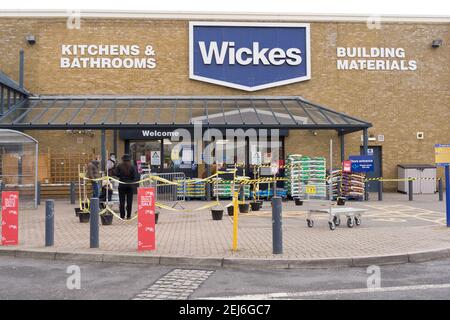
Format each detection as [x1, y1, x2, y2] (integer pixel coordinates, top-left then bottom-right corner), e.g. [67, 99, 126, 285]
[155, 201, 223, 212]
[81, 174, 178, 186]
[100, 205, 139, 222]
[364, 177, 441, 182]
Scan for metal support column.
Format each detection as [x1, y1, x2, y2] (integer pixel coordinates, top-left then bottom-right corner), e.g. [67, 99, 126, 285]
[36, 181, 41, 205]
[239, 184, 245, 201]
[6, 89, 10, 111]
[0, 86, 4, 114]
[100, 129, 106, 173]
[362, 129, 369, 201]
[113, 130, 118, 156]
[340, 133, 345, 163]
[70, 181, 76, 204]
[445, 165, 450, 227]
[206, 163, 211, 201]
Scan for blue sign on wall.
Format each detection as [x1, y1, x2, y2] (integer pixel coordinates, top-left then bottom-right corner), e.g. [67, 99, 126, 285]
[189, 22, 311, 91]
[349, 155, 375, 173]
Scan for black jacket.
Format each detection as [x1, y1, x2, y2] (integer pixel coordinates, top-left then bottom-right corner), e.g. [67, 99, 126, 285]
[114, 163, 139, 187]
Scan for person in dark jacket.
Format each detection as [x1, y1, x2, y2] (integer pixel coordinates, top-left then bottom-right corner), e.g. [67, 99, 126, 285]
[114, 154, 139, 219]
[86, 156, 101, 198]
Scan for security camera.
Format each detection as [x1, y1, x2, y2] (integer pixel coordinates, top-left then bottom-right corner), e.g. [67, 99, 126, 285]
[431, 39, 442, 48]
[25, 34, 36, 45]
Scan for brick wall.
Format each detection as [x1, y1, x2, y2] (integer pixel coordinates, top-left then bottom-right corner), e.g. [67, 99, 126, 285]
[0, 18, 449, 189]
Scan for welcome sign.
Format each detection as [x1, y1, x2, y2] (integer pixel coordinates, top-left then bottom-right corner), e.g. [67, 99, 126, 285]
[189, 22, 311, 91]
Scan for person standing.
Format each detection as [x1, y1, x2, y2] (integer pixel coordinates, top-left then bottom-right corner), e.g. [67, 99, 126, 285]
[107, 153, 117, 176]
[114, 154, 139, 219]
[86, 156, 101, 198]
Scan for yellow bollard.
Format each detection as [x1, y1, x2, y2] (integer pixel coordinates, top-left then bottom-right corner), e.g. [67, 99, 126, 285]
[232, 191, 239, 251]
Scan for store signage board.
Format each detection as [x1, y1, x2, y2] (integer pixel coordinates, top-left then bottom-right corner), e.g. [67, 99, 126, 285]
[305, 185, 316, 195]
[190, 22, 311, 91]
[150, 151, 161, 166]
[137, 188, 156, 251]
[349, 155, 374, 173]
[251, 152, 262, 165]
[435, 144, 450, 167]
[182, 147, 194, 162]
[1, 191, 19, 246]
[342, 160, 352, 173]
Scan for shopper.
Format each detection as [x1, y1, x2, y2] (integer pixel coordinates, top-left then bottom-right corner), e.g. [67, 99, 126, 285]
[107, 153, 117, 176]
[86, 156, 101, 198]
[114, 154, 139, 219]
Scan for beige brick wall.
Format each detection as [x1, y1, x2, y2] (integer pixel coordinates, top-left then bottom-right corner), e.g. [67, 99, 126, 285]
[0, 18, 449, 189]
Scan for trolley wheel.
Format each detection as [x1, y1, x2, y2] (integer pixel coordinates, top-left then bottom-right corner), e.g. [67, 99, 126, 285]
[329, 221, 336, 230]
[307, 219, 314, 228]
[333, 216, 340, 226]
[355, 216, 361, 226]
[347, 217, 354, 228]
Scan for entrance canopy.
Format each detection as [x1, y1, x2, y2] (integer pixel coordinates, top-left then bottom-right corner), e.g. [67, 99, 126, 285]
[0, 96, 371, 134]
[0, 129, 38, 209]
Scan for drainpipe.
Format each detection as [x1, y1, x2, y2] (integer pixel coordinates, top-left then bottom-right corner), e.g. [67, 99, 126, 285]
[19, 49, 24, 89]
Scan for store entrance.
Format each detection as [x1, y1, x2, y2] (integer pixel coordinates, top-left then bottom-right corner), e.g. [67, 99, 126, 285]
[127, 139, 198, 178]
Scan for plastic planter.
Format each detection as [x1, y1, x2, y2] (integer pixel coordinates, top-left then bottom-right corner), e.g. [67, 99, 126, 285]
[100, 214, 113, 225]
[79, 212, 90, 223]
[250, 202, 260, 211]
[239, 203, 250, 213]
[211, 209, 224, 220]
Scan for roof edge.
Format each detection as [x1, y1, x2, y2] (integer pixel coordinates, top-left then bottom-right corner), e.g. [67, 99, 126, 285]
[0, 10, 449, 23]
[31, 95, 307, 100]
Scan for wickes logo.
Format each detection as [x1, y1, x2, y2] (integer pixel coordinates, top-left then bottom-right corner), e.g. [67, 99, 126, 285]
[190, 22, 311, 91]
[198, 41, 302, 66]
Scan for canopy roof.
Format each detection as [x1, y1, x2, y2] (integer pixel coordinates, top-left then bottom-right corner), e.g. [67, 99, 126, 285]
[0, 96, 371, 134]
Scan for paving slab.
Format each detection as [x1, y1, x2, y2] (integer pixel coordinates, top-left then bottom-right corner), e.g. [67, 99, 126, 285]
[0, 195, 449, 268]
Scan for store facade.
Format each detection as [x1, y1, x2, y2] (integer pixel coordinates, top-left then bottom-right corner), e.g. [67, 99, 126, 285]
[0, 12, 448, 190]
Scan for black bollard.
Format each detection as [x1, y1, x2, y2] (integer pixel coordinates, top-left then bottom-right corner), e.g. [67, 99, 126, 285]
[378, 180, 383, 201]
[272, 197, 282, 254]
[408, 179, 414, 201]
[439, 178, 443, 202]
[364, 182, 369, 201]
[90, 198, 99, 248]
[45, 200, 54, 247]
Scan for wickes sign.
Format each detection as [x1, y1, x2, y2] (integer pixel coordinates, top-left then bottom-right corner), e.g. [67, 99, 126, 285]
[189, 22, 311, 91]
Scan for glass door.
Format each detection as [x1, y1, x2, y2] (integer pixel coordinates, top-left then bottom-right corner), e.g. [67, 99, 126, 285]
[129, 140, 162, 174]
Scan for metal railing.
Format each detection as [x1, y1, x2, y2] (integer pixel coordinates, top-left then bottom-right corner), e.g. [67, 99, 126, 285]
[140, 172, 186, 208]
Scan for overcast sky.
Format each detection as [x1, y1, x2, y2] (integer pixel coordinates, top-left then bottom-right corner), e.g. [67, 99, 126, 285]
[2, 0, 450, 16]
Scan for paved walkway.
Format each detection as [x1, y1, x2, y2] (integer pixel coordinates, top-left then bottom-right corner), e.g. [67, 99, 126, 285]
[1, 193, 449, 266]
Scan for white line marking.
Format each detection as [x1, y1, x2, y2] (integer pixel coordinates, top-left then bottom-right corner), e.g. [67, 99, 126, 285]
[363, 204, 445, 225]
[199, 283, 450, 300]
